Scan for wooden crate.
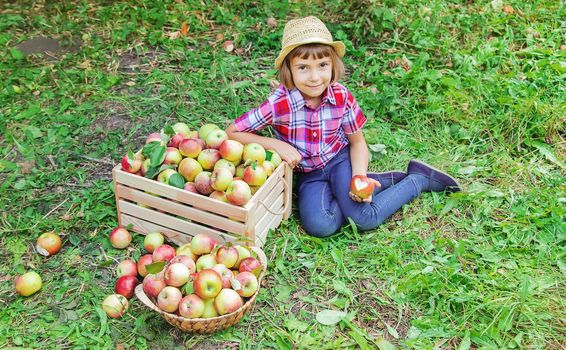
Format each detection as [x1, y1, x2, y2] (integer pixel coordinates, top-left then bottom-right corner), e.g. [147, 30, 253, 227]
[112, 162, 292, 247]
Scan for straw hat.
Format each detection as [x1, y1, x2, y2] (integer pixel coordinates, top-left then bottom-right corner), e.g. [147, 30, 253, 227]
[274, 16, 345, 69]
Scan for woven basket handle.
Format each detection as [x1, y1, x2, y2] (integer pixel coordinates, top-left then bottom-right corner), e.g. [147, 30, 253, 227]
[135, 284, 164, 314]
[256, 174, 290, 216]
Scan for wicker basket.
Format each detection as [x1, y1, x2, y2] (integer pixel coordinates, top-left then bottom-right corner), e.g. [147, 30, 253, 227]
[135, 246, 267, 333]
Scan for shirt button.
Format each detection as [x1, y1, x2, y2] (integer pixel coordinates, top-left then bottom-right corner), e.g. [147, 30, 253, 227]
[313, 132, 317, 137]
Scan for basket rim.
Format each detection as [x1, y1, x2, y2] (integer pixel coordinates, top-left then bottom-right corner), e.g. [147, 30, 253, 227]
[135, 245, 267, 323]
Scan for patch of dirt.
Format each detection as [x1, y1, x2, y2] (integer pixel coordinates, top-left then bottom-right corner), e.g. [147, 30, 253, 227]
[90, 101, 134, 132]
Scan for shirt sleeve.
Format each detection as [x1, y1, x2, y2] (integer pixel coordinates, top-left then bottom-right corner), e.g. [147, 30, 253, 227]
[234, 98, 274, 133]
[341, 90, 367, 134]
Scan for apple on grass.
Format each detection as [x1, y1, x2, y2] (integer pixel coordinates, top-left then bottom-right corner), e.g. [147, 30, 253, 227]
[143, 272, 166, 299]
[193, 269, 222, 300]
[164, 262, 191, 287]
[157, 286, 183, 313]
[178, 294, 205, 319]
[115, 275, 139, 299]
[219, 139, 244, 164]
[102, 294, 129, 318]
[14, 271, 42, 296]
[196, 254, 217, 272]
[234, 271, 258, 297]
[144, 232, 164, 253]
[117, 259, 138, 278]
[191, 233, 217, 255]
[216, 245, 239, 268]
[178, 157, 203, 182]
[109, 226, 131, 249]
[153, 244, 176, 263]
[239, 257, 262, 277]
[214, 288, 243, 315]
[225, 180, 252, 206]
[212, 264, 234, 289]
[36, 231, 62, 256]
[349, 175, 375, 199]
[137, 254, 154, 277]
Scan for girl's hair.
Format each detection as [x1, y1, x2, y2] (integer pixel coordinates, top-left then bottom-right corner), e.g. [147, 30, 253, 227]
[279, 43, 345, 89]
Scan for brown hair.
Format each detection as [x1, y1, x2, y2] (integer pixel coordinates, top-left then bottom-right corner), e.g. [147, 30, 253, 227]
[278, 43, 345, 89]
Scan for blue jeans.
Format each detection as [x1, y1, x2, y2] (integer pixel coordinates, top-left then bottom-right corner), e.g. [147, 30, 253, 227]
[296, 148, 428, 237]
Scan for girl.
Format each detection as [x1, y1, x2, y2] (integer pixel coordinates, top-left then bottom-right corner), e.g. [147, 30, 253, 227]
[226, 16, 460, 237]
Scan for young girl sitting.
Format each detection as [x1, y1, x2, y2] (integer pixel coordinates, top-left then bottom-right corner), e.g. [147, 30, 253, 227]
[226, 16, 460, 237]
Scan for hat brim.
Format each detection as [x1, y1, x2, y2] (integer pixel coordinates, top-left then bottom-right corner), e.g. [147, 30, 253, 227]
[274, 40, 345, 69]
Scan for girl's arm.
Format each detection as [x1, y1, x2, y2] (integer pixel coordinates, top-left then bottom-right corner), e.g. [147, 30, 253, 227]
[226, 123, 303, 168]
[347, 130, 380, 202]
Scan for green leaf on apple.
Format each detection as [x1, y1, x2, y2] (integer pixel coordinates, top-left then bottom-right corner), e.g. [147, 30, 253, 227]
[142, 142, 159, 157]
[315, 309, 347, 325]
[168, 173, 185, 189]
[265, 150, 274, 161]
[127, 150, 135, 161]
[163, 125, 175, 137]
[180, 282, 194, 295]
[150, 145, 166, 167]
[145, 261, 166, 274]
[144, 166, 159, 179]
[125, 223, 134, 230]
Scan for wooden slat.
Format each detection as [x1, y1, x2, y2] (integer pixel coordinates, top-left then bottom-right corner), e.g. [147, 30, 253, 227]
[119, 214, 194, 246]
[116, 185, 246, 234]
[283, 162, 293, 220]
[244, 162, 285, 210]
[118, 200, 237, 244]
[255, 196, 284, 246]
[113, 165, 247, 220]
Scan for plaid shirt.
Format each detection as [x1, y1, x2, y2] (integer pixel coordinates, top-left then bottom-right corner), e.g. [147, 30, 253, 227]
[234, 83, 366, 173]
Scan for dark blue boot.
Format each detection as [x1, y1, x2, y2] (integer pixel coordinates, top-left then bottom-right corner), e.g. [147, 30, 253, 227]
[407, 160, 461, 193]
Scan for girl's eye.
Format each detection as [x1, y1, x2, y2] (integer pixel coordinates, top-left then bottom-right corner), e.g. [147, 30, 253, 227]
[320, 62, 329, 68]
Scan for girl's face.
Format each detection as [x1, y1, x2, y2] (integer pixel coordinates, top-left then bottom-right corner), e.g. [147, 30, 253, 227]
[289, 55, 333, 101]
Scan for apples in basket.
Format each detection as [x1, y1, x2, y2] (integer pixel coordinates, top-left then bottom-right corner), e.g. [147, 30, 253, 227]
[135, 233, 267, 333]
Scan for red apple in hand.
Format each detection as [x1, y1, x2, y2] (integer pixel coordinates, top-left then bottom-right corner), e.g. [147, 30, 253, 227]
[349, 175, 375, 199]
[36, 231, 62, 256]
[115, 275, 139, 299]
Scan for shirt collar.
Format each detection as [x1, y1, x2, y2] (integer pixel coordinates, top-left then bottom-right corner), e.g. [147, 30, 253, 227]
[287, 84, 338, 112]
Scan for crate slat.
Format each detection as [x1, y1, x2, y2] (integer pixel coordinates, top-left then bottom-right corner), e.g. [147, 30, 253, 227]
[116, 185, 246, 234]
[114, 165, 247, 221]
[254, 196, 284, 246]
[118, 201, 237, 244]
[244, 162, 285, 209]
[119, 214, 193, 246]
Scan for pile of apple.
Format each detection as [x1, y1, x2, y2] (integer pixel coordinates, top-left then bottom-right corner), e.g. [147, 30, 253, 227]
[102, 227, 263, 320]
[120, 122, 282, 207]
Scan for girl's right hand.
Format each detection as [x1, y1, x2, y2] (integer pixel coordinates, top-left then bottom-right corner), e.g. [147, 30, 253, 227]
[274, 142, 302, 168]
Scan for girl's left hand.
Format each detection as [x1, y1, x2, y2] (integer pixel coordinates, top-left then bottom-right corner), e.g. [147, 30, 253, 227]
[348, 178, 381, 203]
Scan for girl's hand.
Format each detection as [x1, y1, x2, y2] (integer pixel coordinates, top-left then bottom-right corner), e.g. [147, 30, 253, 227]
[349, 178, 381, 203]
[274, 143, 302, 168]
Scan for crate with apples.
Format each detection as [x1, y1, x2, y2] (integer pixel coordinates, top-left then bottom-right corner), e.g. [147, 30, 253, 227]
[113, 122, 293, 247]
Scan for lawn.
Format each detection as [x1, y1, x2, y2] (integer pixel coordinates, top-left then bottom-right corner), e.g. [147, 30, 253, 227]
[1, 0, 564, 349]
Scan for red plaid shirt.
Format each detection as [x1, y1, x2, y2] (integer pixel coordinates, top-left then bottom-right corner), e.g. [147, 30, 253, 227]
[234, 83, 366, 173]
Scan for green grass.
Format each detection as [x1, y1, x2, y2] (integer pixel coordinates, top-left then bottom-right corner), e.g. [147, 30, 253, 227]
[1, 0, 564, 349]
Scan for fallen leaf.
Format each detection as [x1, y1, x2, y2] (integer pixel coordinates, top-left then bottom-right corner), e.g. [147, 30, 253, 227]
[180, 21, 189, 36]
[60, 213, 73, 221]
[17, 160, 35, 174]
[502, 5, 514, 14]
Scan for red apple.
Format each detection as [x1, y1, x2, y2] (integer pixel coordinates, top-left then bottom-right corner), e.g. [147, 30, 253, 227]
[178, 157, 203, 183]
[214, 288, 243, 315]
[211, 264, 234, 289]
[234, 245, 251, 268]
[215, 245, 239, 268]
[137, 254, 154, 277]
[225, 180, 252, 206]
[140, 158, 151, 176]
[116, 259, 138, 278]
[197, 149, 221, 170]
[234, 271, 258, 297]
[14, 271, 42, 296]
[102, 294, 129, 318]
[169, 255, 196, 274]
[163, 147, 183, 165]
[179, 138, 203, 158]
[153, 244, 176, 263]
[198, 123, 220, 141]
[168, 133, 185, 148]
[205, 129, 228, 149]
[190, 233, 217, 255]
[194, 171, 214, 195]
[193, 269, 222, 300]
[243, 163, 267, 186]
[121, 153, 142, 173]
[157, 286, 183, 313]
[242, 143, 266, 163]
[146, 132, 166, 145]
[239, 257, 262, 276]
[184, 182, 198, 193]
[349, 175, 375, 199]
[209, 190, 228, 202]
[196, 254, 217, 272]
[211, 167, 233, 192]
[109, 226, 131, 249]
[115, 275, 139, 299]
[36, 231, 62, 256]
[144, 232, 164, 253]
[178, 294, 205, 318]
[142, 272, 166, 299]
[219, 139, 244, 164]
[164, 262, 191, 287]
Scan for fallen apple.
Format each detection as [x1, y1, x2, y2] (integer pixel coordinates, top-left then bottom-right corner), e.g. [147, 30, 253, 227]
[109, 226, 131, 249]
[14, 271, 42, 296]
[115, 275, 139, 299]
[116, 259, 138, 278]
[36, 231, 62, 256]
[102, 294, 129, 318]
[144, 232, 165, 253]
